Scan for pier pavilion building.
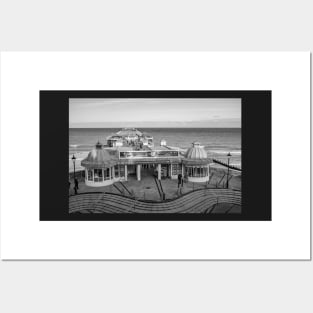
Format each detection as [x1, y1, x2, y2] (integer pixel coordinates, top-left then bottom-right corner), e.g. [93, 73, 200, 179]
[183, 142, 210, 183]
[81, 128, 212, 187]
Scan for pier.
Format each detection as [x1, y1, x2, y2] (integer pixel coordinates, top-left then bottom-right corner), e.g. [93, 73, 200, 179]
[69, 128, 241, 213]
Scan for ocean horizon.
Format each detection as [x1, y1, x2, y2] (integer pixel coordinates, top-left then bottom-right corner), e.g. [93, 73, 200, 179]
[69, 128, 241, 169]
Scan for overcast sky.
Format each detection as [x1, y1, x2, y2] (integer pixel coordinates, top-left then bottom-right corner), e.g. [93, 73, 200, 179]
[69, 98, 241, 128]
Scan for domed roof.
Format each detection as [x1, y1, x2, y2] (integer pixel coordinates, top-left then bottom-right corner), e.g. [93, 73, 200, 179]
[81, 142, 118, 168]
[185, 142, 207, 159]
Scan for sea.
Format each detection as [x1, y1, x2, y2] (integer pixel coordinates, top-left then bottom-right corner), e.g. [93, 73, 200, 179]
[69, 128, 241, 172]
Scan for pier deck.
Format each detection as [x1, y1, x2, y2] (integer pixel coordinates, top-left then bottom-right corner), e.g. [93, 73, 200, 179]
[70, 168, 241, 201]
[69, 168, 241, 214]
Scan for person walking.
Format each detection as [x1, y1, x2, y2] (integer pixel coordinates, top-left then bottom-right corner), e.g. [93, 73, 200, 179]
[177, 173, 182, 195]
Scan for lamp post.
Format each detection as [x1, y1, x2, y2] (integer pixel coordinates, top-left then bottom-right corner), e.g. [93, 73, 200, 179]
[72, 154, 76, 181]
[226, 152, 232, 189]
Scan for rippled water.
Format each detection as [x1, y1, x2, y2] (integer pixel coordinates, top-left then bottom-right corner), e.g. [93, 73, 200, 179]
[69, 128, 241, 167]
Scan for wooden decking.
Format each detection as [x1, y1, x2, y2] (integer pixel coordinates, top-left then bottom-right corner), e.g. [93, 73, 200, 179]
[69, 189, 241, 214]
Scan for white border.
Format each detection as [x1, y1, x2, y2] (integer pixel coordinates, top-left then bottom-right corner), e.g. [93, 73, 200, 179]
[0, 52, 310, 260]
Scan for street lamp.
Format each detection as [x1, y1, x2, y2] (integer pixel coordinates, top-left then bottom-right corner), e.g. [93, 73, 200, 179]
[226, 152, 232, 189]
[72, 154, 76, 181]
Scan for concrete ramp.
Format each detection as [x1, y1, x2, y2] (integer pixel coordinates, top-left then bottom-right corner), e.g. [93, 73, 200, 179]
[69, 189, 241, 214]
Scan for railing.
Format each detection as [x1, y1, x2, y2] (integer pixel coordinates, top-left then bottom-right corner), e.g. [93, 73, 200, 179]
[119, 150, 180, 159]
[154, 177, 163, 199]
[119, 181, 132, 196]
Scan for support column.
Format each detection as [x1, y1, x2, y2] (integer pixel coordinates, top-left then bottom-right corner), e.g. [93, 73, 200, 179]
[124, 164, 128, 181]
[137, 164, 141, 181]
[169, 164, 172, 178]
[112, 166, 115, 179]
[181, 164, 184, 177]
[158, 164, 161, 180]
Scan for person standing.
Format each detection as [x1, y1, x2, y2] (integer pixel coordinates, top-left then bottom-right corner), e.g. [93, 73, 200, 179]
[74, 178, 79, 195]
[177, 173, 182, 195]
[178, 173, 182, 188]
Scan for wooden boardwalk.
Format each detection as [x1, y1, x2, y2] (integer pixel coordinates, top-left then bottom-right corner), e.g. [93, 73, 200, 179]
[69, 189, 241, 214]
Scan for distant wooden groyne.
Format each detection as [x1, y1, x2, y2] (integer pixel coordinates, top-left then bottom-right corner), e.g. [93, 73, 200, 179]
[212, 159, 242, 172]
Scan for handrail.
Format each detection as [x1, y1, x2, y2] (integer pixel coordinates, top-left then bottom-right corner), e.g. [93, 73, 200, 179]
[217, 173, 226, 186]
[119, 181, 132, 196]
[158, 179, 164, 195]
[113, 183, 123, 194]
[154, 177, 163, 199]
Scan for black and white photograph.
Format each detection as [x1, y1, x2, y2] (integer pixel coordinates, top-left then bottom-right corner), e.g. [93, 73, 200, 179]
[68, 98, 242, 215]
[1, 2, 312, 312]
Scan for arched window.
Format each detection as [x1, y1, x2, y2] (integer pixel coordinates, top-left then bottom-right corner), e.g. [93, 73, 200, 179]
[119, 165, 125, 178]
[104, 168, 110, 180]
[87, 169, 93, 181]
[188, 167, 192, 176]
[186, 165, 209, 177]
[114, 165, 119, 177]
[94, 169, 103, 182]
